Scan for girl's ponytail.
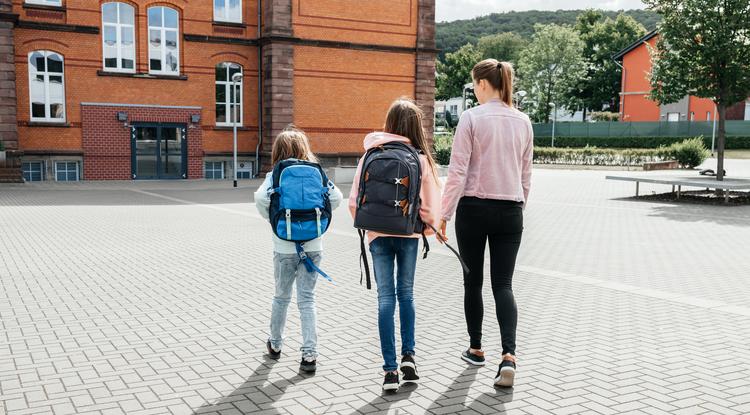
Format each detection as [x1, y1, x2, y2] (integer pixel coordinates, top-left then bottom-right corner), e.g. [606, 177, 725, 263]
[472, 59, 514, 107]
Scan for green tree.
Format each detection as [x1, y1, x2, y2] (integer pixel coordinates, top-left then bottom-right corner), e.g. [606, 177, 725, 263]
[517, 24, 587, 122]
[644, 0, 750, 181]
[476, 32, 525, 64]
[572, 12, 647, 117]
[436, 43, 481, 100]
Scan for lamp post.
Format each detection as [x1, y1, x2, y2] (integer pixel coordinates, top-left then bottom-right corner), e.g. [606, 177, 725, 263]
[231, 72, 243, 188]
[549, 102, 557, 148]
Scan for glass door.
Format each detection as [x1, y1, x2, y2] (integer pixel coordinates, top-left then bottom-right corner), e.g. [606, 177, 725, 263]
[131, 124, 186, 179]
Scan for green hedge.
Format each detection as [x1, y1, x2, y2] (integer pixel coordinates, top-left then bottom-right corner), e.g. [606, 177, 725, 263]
[533, 136, 750, 149]
[534, 147, 664, 166]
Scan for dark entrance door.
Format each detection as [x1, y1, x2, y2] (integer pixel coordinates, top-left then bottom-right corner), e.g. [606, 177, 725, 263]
[131, 124, 187, 179]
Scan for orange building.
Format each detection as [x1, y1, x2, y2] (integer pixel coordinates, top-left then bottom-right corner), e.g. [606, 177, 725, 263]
[614, 30, 748, 123]
[0, 0, 436, 181]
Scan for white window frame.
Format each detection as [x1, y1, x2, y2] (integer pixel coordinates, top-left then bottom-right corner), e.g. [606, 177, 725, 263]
[214, 0, 242, 23]
[667, 112, 680, 122]
[54, 161, 79, 182]
[25, 0, 62, 6]
[215, 62, 243, 127]
[148, 6, 180, 75]
[745, 102, 750, 121]
[22, 161, 45, 182]
[205, 161, 225, 179]
[28, 50, 66, 123]
[102, 2, 136, 73]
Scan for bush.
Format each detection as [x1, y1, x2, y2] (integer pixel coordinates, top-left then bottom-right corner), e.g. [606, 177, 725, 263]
[591, 112, 621, 122]
[533, 135, 750, 149]
[533, 146, 663, 166]
[659, 138, 710, 168]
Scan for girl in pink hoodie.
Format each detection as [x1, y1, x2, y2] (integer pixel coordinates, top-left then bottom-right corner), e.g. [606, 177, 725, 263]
[349, 98, 441, 391]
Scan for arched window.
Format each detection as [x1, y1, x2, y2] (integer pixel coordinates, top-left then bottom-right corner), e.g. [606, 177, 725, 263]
[28, 51, 65, 122]
[214, 0, 242, 23]
[148, 6, 180, 75]
[102, 2, 136, 72]
[215, 62, 243, 126]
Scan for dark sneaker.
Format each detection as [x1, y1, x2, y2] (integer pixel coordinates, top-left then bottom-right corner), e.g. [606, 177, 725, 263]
[266, 341, 281, 360]
[400, 355, 420, 383]
[494, 357, 516, 387]
[461, 349, 486, 366]
[300, 357, 317, 373]
[382, 371, 399, 391]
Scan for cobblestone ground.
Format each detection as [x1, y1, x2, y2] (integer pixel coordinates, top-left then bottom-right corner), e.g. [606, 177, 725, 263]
[2, 161, 750, 415]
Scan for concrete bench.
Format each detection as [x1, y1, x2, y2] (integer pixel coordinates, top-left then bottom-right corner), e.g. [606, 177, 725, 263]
[606, 174, 750, 203]
[643, 160, 679, 171]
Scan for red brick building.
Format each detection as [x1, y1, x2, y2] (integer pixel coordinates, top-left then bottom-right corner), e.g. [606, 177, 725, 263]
[0, 0, 436, 181]
[615, 30, 748, 123]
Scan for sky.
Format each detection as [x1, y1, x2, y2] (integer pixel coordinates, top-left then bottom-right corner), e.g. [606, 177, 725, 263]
[435, 0, 647, 22]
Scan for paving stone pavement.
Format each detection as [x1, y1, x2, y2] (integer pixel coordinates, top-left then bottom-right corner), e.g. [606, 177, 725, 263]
[1, 161, 750, 415]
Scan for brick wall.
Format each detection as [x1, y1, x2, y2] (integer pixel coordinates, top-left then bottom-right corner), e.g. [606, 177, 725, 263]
[0, 0, 17, 151]
[81, 105, 203, 180]
[10, 0, 436, 178]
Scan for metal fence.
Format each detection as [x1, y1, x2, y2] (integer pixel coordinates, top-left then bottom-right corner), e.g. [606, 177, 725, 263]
[532, 121, 750, 137]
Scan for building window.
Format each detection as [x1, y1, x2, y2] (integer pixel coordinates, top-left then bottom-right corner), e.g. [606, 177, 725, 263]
[205, 161, 224, 179]
[745, 102, 750, 121]
[667, 112, 680, 122]
[237, 161, 252, 179]
[28, 51, 65, 122]
[55, 161, 79, 181]
[215, 62, 243, 126]
[148, 6, 180, 75]
[102, 2, 136, 72]
[25, 0, 62, 6]
[214, 0, 242, 23]
[22, 162, 44, 182]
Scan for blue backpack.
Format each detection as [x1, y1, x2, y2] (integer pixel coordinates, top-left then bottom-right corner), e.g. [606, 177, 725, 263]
[268, 158, 333, 281]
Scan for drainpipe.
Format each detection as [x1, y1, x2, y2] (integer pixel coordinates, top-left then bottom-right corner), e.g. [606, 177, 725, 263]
[254, 0, 263, 177]
[613, 58, 626, 121]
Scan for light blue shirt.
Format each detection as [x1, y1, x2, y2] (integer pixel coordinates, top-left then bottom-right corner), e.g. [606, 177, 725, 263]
[254, 174, 343, 254]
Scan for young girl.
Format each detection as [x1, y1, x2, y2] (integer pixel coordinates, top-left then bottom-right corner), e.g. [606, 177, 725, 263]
[348, 99, 442, 391]
[255, 127, 343, 373]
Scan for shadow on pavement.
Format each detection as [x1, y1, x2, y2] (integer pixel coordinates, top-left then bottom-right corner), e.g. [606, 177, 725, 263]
[192, 358, 307, 415]
[426, 366, 513, 414]
[611, 196, 750, 227]
[351, 382, 419, 414]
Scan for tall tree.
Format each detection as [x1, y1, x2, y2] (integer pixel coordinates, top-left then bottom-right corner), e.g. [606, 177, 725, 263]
[476, 32, 526, 64]
[644, 0, 750, 181]
[436, 43, 482, 100]
[517, 24, 587, 122]
[573, 11, 647, 118]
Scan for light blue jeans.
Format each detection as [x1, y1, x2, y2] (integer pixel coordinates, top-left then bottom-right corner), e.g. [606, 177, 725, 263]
[370, 237, 418, 372]
[269, 251, 321, 359]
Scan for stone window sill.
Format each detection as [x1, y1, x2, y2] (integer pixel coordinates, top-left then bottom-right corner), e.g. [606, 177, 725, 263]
[213, 20, 246, 28]
[26, 122, 71, 128]
[23, 3, 66, 12]
[97, 70, 188, 81]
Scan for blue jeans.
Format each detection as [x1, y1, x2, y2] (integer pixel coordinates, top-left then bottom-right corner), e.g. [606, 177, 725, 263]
[269, 251, 321, 359]
[369, 237, 419, 372]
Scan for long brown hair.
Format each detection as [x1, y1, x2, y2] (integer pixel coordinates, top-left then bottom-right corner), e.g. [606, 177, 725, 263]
[271, 125, 318, 165]
[384, 98, 440, 185]
[472, 58, 514, 107]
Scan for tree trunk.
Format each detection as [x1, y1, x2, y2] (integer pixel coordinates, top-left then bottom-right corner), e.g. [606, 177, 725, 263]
[717, 103, 727, 181]
[582, 107, 587, 122]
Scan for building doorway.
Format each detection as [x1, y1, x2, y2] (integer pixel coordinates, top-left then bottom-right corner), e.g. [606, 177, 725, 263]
[131, 124, 187, 179]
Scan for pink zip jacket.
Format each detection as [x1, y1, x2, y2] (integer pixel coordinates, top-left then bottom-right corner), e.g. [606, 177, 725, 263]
[349, 132, 442, 242]
[441, 99, 533, 221]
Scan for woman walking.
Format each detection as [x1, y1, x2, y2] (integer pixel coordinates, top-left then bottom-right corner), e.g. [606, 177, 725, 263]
[439, 59, 533, 387]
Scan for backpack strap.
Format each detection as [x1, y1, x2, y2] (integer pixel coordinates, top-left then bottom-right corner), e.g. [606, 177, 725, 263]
[423, 223, 470, 274]
[358, 229, 372, 289]
[295, 242, 333, 283]
[422, 231, 430, 259]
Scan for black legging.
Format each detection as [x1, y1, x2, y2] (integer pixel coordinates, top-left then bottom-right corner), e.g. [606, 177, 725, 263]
[455, 196, 523, 355]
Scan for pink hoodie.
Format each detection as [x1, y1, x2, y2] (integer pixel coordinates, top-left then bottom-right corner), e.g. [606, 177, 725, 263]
[348, 132, 442, 243]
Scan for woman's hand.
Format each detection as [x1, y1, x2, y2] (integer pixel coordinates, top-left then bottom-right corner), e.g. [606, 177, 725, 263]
[438, 219, 448, 243]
